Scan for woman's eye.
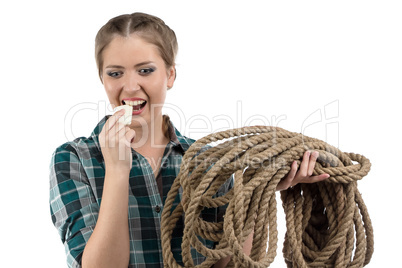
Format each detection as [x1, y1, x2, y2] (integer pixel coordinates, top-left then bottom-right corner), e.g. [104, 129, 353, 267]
[139, 68, 155, 75]
[107, 71, 122, 78]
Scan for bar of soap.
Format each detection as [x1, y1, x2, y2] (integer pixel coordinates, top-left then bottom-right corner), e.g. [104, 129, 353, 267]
[114, 105, 133, 125]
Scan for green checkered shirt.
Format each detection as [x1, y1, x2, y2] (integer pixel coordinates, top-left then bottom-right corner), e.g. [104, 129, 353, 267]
[49, 115, 232, 268]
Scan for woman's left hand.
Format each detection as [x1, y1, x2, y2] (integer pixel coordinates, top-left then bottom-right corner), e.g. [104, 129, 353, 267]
[276, 151, 330, 191]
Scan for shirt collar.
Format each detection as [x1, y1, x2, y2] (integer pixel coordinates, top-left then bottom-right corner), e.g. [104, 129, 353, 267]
[167, 119, 194, 153]
[91, 115, 194, 154]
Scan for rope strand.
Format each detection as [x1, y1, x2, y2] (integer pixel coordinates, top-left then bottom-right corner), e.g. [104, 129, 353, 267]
[161, 126, 373, 267]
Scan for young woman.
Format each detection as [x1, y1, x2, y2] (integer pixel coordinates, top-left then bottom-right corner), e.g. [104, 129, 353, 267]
[49, 12, 328, 268]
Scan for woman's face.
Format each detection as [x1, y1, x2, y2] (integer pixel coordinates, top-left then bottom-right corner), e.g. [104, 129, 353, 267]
[102, 34, 175, 129]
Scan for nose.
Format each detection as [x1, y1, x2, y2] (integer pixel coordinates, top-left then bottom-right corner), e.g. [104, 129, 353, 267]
[123, 72, 141, 93]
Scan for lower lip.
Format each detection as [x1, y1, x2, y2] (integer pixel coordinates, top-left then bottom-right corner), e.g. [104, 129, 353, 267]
[132, 103, 146, 115]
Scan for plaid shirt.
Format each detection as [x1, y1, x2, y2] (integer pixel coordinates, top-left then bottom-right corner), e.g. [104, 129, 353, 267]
[49, 115, 232, 268]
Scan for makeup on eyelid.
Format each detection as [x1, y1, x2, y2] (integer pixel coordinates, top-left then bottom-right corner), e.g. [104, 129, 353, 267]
[106, 68, 155, 78]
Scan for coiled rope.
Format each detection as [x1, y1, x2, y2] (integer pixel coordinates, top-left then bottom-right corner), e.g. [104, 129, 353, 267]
[161, 126, 373, 267]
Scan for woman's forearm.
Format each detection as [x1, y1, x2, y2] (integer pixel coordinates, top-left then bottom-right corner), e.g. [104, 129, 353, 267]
[213, 231, 253, 268]
[82, 168, 130, 268]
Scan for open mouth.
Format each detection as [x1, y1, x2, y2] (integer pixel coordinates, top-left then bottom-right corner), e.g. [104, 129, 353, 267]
[122, 100, 147, 111]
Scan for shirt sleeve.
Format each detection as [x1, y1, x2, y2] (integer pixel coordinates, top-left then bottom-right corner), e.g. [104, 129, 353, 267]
[49, 144, 99, 268]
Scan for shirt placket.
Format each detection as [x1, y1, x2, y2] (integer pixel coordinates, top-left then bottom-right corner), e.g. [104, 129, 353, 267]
[134, 146, 174, 266]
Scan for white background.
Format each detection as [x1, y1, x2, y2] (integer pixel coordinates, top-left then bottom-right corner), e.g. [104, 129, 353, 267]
[1, 0, 401, 267]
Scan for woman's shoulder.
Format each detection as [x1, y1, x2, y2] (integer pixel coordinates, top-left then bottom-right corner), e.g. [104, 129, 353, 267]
[50, 139, 103, 181]
[53, 136, 99, 158]
[51, 116, 107, 163]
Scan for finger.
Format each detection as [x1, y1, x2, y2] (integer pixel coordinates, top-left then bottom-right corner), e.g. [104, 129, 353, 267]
[288, 161, 298, 182]
[300, 173, 330, 184]
[99, 131, 106, 148]
[114, 121, 127, 134]
[279, 161, 298, 190]
[299, 151, 311, 177]
[125, 128, 136, 144]
[100, 111, 124, 147]
[117, 124, 129, 143]
[307, 151, 319, 176]
[105, 121, 126, 147]
[121, 127, 135, 147]
[105, 109, 126, 130]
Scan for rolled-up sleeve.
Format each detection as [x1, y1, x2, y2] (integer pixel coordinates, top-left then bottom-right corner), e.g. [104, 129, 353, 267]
[49, 144, 99, 268]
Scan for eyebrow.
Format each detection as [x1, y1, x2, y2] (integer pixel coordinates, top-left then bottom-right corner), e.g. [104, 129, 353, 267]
[105, 61, 155, 69]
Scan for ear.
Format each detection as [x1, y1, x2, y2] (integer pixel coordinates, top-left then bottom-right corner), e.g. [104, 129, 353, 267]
[167, 65, 176, 89]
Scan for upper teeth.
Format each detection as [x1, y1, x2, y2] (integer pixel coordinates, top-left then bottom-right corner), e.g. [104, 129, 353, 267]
[124, 100, 145, 106]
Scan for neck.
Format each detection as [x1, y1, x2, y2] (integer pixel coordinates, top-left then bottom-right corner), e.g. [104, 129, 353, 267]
[131, 115, 168, 150]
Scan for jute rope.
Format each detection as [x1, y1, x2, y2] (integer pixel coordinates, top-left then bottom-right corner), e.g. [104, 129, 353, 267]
[161, 126, 373, 268]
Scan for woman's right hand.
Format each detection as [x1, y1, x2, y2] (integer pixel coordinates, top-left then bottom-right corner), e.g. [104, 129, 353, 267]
[99, 109, 136, 174]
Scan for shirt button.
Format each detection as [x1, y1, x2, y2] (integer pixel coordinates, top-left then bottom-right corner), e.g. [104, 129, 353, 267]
[155, 205, 161, 213]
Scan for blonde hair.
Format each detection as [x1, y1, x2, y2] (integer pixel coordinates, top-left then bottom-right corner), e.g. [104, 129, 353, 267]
[95, 12, 178, 81]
